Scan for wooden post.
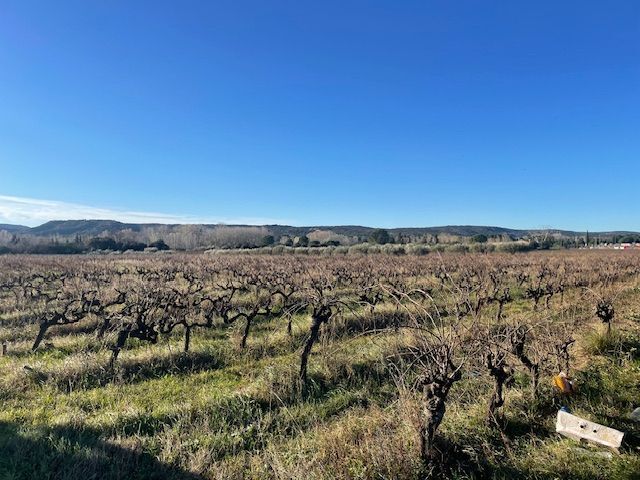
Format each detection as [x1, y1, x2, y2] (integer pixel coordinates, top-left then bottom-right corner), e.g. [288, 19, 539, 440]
[1, 342, 7, 356]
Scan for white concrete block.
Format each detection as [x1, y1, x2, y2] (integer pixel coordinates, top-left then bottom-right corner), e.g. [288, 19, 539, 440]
[556, 410, 624, 450]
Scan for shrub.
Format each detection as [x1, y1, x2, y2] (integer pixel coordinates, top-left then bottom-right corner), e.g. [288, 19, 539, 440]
[260, 235, 275, 247]
[149, 239, 170, 250]
[348, 244, 370, 255]
[470, 243, 495, 253]
[407, 245, 429, 255]
[446, 244, 469, 253]
[294, 235, 309, 247]
[369, 229, 391, 245]
[381, 245, 406, 255]
[120, 241, 146, 252]
[496, 242, 533, 253]
[471, 234, 488, 243]
[88, 237, 118, 251]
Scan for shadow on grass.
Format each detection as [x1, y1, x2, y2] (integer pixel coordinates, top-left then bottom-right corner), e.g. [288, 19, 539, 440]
[326, 309, 411, 339]
[595, 413, 640, 453]
[430, 432, 620, 480]
[501, 416, 552, 439]
[52, 349, 228, 392]
[425, 436, 533, 480]
[0, 420, 204, 480]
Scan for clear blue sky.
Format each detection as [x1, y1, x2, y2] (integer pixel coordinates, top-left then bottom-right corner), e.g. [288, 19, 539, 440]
[0, 1, 638, 230]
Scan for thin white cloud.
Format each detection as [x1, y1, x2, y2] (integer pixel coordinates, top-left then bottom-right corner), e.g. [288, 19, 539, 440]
[0, 195, 286, 227]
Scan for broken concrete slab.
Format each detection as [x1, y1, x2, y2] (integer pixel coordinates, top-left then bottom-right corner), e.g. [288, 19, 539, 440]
[556, 410, 624, 451]
[629, 407, 640, 423]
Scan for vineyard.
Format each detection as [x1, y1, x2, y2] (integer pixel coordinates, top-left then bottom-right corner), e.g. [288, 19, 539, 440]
[0, 251, 639, 479]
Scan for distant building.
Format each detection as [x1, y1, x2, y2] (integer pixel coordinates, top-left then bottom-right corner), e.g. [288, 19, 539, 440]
[614, 242, 639, 250]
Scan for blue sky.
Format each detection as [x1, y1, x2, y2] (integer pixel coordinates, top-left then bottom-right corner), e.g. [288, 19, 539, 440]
[0, 1, 638, 230]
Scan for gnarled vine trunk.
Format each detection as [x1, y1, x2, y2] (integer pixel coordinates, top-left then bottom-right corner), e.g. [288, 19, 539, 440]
[184, 325, 191, 352]
[419, 368, 461, 464]
[421, 392, 447, 461]
[299, 315, 323, 384]
[240, 317, 252, 349]
[32, 323, 51, 351]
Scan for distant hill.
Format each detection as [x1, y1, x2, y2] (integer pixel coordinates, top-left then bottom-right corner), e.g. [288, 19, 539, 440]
[0, 219, 637, 241]
[29, 220, 159, 237]
[0, 223, 30, 233]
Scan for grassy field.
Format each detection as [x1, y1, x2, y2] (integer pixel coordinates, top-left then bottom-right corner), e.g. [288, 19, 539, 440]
[0, 252, 639, 479]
